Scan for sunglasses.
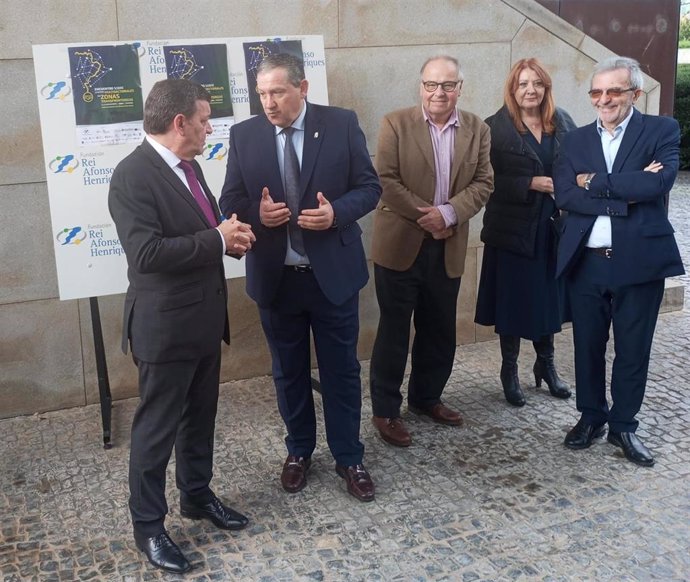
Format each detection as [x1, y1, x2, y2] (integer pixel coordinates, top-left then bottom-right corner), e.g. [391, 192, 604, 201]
[588, 87, 636, 99]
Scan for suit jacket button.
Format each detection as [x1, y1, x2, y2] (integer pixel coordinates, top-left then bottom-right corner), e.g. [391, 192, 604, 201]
[217, 289, 223, 295]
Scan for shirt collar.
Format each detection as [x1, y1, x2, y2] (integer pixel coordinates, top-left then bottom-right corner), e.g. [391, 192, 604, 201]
[146, 134, 181, 169]
[275, 100, 307, 136]
[422, 106, 459, 131]
[596, 107, 634, 137]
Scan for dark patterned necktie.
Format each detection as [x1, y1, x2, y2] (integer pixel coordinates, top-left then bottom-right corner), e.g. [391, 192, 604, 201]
[178, 160, 217, 227]
[281, 127, 305, 255]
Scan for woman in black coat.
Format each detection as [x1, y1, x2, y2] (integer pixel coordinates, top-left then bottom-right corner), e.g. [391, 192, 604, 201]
[475, 58, 576, 406]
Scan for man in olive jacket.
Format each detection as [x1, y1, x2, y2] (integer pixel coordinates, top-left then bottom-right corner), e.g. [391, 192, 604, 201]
[369, 55, 493, 447]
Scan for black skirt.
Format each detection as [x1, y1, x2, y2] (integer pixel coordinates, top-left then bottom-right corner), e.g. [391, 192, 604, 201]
[475, 196, 568, 341]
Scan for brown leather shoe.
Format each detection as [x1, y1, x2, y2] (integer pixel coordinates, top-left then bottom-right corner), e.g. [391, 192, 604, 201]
[335, 464, 375, 502]
[408, 402, 463, 426]
[372, 416, 412, 447]
[280, 455, 311, 493]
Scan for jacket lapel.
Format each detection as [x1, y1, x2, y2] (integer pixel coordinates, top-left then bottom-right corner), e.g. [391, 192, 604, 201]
[260, 115, 286, 203]
[450, 110, 471, 190]
[411, 108, 436, 177]
[611, 109, 643, 172]
[586, 121, 609, 172]
[495, 106, 540, 166]
[300, 103, 325, 198]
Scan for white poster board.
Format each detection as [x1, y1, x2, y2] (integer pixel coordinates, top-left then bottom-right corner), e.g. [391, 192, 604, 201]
[33, 36, 328, 300]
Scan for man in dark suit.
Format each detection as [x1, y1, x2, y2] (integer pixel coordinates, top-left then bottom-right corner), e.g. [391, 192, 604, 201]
[220, 54, 381, 502]
[554, 57, 684, 467]
[109, 79, 255, 573]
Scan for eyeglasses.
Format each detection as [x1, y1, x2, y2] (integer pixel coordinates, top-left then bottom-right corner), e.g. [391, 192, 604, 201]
[588, 87, 636, 99]
[422, 80, 461, 93]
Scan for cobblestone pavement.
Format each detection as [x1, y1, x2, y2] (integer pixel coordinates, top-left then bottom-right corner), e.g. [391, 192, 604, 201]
[2, 179, 690, 582]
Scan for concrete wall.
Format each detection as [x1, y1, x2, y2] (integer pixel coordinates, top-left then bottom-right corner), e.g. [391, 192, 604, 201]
[0, 0, 664, 418]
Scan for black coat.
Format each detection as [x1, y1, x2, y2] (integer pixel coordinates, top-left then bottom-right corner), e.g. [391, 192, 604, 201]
[481, 105, 576, 257]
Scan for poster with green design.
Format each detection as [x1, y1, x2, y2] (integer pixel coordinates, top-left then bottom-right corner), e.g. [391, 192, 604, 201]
[68, 44, 143, 126]
[163, 44, 233, 119]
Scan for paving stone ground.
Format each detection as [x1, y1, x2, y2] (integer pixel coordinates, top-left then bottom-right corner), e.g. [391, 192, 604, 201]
[2, 177, 690, 582]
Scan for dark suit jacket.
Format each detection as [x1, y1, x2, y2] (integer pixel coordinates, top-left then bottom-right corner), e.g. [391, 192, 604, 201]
[554, 109, 684, 285]
[108, 138, 230, 363]
[219, 102, 381, 307]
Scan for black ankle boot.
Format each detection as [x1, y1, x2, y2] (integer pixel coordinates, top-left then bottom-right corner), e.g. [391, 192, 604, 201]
[499, 335, 525, 407]
[532, 335, 571, 399]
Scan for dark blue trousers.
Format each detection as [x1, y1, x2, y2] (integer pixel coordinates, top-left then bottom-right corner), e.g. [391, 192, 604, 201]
[259, 268, 364, 467]
[567, 252, 664, 433]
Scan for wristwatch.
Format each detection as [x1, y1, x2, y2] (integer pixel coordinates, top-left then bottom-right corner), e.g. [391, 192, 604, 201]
[584, 173, 594, 191]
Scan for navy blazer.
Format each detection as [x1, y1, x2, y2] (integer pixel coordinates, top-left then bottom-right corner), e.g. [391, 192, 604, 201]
[220, 103, 381, 307]
[109, 139, 230, 362]
[553, 109, 684, 286]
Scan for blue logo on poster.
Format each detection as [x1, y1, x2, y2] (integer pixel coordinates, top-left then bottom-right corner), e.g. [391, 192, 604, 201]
[49, 154, 79, 174]
[131, 42, 146, 58]
[56, 226, 87, 246]
[205, 143, 227, 161]
[41, 81, 71, 101]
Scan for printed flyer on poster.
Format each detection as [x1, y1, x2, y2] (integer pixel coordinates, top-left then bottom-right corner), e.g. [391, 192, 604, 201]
[68, 44, 144, 147]
[164, 43, 234, 138]
[33, 36, 329, 301]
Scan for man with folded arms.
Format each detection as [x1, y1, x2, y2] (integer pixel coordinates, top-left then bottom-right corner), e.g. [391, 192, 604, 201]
[369, 56, 493, 447]
[109, 79, 255, 573]
[554, 57, 684, 466]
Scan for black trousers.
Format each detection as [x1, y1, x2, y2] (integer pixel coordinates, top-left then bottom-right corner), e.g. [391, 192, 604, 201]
[568, 252, 664, 433]
[370, 239, 461, 418]
[129, 351, 220, 537]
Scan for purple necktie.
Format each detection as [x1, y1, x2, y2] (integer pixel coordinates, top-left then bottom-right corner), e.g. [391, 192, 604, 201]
[178, 160, 217, 226]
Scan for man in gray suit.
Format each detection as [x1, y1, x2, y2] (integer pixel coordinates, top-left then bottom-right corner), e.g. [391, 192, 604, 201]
[109, 79, 255, 573]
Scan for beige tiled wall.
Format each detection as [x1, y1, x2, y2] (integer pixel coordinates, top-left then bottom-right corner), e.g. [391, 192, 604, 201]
[0, 0, 666, 417]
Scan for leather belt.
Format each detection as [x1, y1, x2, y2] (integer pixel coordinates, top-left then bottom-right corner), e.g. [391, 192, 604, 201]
[286, 264, 313, 272]
[586, 247, 613, 258]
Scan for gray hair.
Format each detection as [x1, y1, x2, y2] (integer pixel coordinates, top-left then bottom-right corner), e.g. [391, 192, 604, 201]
[592, 56, 644, 91]
[143, 79, 211, 135]
[419, 55, 464, 82]
[257, 53, 305, 87]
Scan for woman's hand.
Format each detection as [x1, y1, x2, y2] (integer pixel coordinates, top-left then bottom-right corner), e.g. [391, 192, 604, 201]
[530, 176, 554, 193]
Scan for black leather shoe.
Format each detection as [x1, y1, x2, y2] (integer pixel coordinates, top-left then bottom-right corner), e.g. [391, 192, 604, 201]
[564, 418, 606, 450]
[134, 531, 191, 574]
[607, 431, 655, 467]
[180, 494, 249, 530]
